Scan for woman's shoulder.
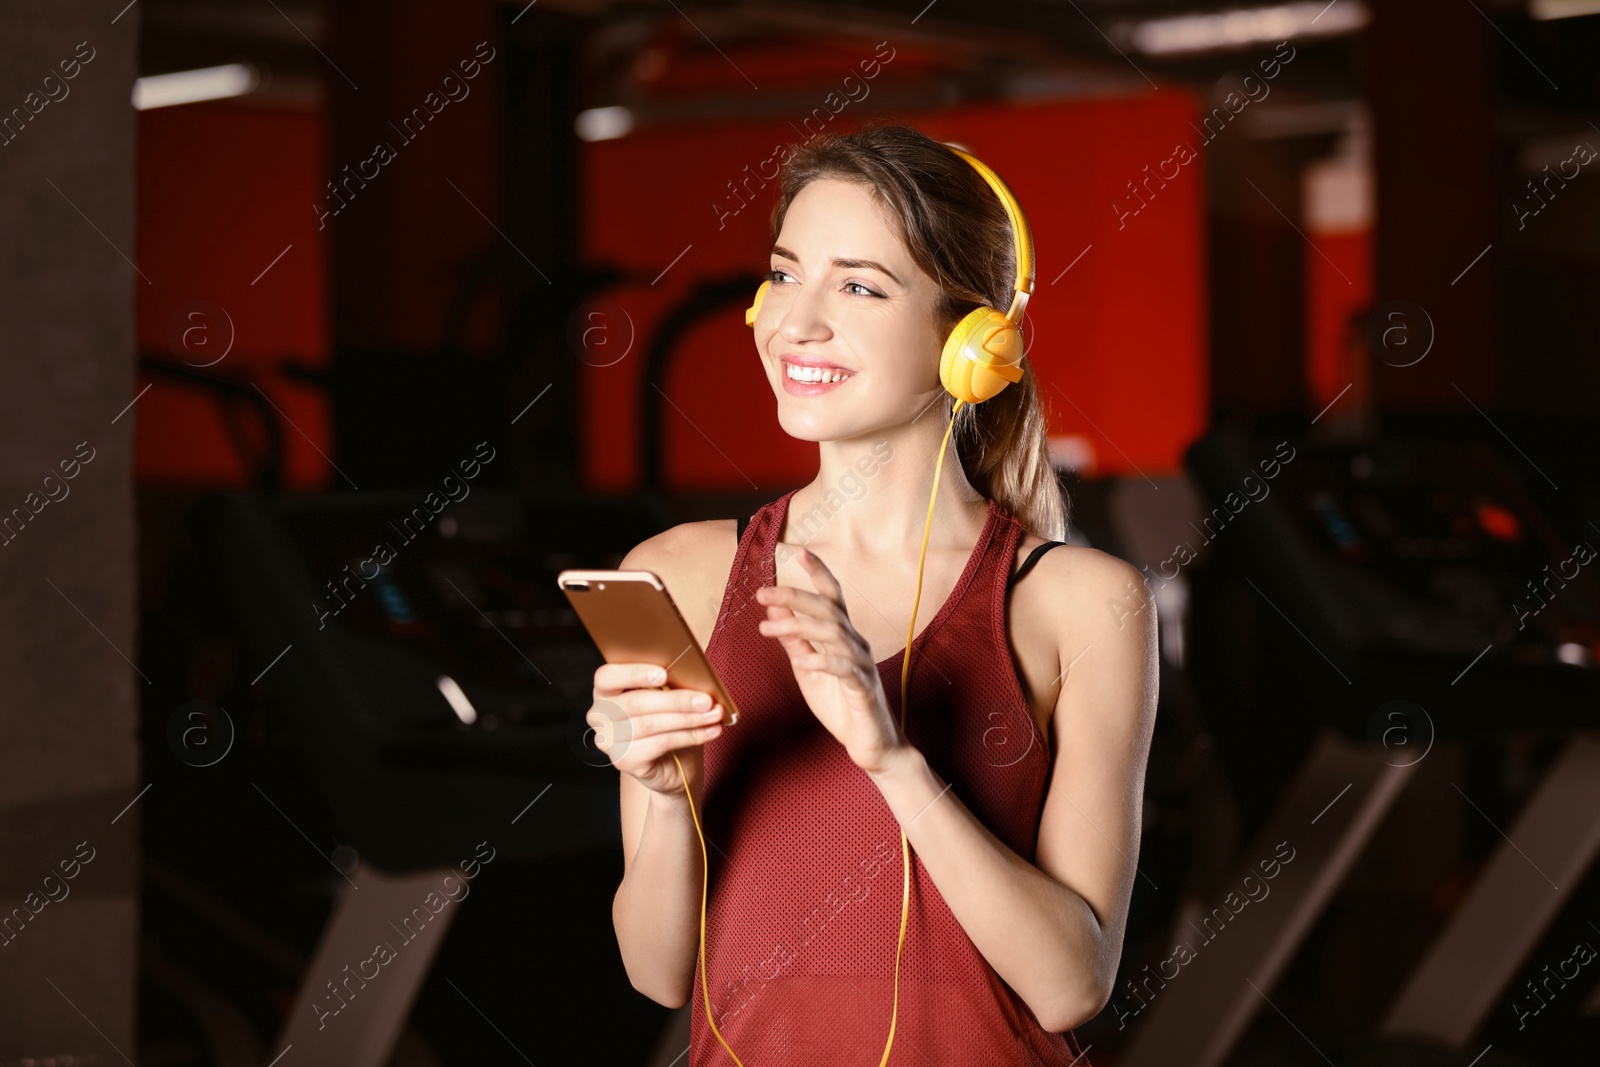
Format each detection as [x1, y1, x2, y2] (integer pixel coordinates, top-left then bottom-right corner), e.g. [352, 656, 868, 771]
[620, 517, 745, 647]
[1010, 522, 1132, 579]
[1010, 531, 1151, 634]
[620, 514, 752, 574]
[1007, 532, 1156, 740]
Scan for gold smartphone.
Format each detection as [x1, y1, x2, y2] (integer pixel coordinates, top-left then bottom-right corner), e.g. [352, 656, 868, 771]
[556, 569, 739, 726]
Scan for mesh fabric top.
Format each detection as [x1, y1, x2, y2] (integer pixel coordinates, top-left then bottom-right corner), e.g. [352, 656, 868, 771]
[692, 488, 1092, 1065]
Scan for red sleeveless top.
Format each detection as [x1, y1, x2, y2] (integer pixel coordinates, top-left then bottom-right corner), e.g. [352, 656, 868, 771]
[693, 488, 1092, 1065]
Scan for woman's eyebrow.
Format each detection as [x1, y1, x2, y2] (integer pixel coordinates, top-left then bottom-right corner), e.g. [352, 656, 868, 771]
[771, 245, 903, 287]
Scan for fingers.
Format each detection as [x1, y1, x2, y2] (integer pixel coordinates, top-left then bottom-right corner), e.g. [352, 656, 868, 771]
[603, 686, 715, 718]
[585, 666, 726, 768]
[633, 724, 724, 765]
[757, 583, 847, 626]
[586, 702, 724, 745]
[595, 661, 669, 695]
[759, 610, 868, 660]
[759, 612, 873, 690]
[789, 648, 871, 690]
[599, 720, 725, 768]
[792, 544, 847, 603]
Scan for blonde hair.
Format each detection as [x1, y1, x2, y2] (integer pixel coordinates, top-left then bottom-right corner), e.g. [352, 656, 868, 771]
[768, 121, 1068, 541]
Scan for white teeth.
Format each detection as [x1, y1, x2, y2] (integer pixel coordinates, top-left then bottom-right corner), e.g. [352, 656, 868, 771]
[785, 363, 852, 383]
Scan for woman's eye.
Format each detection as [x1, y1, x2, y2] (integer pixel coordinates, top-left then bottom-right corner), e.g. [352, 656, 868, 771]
[765, 269, 880, 298]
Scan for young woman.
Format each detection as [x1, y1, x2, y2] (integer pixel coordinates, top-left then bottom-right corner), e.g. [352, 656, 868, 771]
[588, 123, 1158, 1065]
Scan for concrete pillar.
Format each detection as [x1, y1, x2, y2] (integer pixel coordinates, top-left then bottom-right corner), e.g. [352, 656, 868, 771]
[0, 2, 141, 1060]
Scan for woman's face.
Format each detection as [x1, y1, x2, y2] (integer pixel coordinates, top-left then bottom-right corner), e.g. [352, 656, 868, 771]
[753, 177, 946, 441]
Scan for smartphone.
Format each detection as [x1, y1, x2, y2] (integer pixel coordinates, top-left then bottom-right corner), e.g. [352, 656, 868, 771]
[556, 569, 739, 726]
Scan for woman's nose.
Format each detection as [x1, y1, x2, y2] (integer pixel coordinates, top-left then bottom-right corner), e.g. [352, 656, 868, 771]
[777, 284, 830, 342]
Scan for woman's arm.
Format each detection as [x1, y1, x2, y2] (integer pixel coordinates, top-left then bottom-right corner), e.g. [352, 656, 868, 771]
[864, 549, 1158, 1032]
[613, 770, 706, 1007]
[608, 525, 730, 1008]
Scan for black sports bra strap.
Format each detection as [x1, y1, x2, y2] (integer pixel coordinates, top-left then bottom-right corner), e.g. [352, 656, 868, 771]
[1008, 540, 1066, 590]
[736, 513, 751, 543]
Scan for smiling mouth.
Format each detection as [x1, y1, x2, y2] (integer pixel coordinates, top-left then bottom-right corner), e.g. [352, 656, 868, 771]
[783, 361, 855, 384]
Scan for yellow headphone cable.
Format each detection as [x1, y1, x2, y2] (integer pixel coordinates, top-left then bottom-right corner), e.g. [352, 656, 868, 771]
[668, 400, 962, 1067]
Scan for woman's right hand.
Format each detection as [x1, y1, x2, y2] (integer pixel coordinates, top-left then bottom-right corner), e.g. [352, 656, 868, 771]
[587, 663, 726, 797]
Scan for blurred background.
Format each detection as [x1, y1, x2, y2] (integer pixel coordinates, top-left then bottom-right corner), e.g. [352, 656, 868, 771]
[2, 0, 1599, 1064]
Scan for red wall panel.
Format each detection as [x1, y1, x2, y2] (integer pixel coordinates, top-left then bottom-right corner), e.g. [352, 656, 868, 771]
[135, 101, 330, 490]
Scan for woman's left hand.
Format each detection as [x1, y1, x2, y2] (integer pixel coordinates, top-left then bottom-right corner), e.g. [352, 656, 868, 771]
[756, 545, 907, 776]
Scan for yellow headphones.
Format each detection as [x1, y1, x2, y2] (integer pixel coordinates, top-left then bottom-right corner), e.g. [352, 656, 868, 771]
[670, 142, 1037, 1066]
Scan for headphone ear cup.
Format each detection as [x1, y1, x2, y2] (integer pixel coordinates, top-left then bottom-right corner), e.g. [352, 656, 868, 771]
[939, 306, 1026, 404]
[745, 279, 771, 327]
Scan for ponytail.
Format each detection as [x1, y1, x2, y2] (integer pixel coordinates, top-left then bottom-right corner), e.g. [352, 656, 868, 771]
[953, 360, 1067, 542]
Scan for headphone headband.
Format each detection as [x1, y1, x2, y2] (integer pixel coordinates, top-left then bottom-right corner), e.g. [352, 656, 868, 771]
[942, 143, 1036, 325]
